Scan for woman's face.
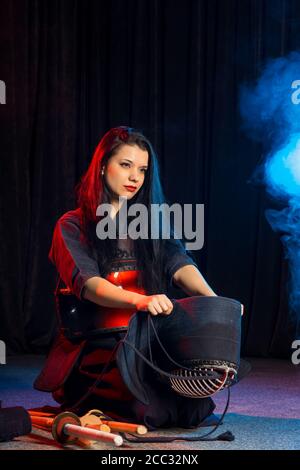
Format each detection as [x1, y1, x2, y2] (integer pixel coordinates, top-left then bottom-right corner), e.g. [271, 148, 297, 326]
[103, 144, 149, 203]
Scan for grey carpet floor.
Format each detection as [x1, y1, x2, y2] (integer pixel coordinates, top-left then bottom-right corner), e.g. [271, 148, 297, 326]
[0, 356, 299, 450]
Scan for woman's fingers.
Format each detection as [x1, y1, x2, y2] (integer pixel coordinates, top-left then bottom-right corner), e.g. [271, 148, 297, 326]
[151, 298, 163, 314]
[159, 295, 173, 314]
[161, 296, 173, 314]
[159, 300, 169, 312]
[149, 295, 173, 316]
[148, 304, 158, 316]
[167, 299, 174, 313]
[137, 294, 174, 316]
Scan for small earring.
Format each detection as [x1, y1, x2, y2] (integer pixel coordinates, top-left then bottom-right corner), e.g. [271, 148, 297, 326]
[101, 169, 104, 175]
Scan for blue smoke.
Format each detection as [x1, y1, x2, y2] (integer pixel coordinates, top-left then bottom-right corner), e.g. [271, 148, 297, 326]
[265, 134, 300, 199]
[240, 52, 300, 336]
[240, 52, 300, 148]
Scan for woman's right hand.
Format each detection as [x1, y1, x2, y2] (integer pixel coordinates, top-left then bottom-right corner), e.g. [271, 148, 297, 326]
[135, 294, 174, 316]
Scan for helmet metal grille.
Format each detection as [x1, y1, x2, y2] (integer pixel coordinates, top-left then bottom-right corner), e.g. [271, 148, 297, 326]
[169, 360, 238, 398]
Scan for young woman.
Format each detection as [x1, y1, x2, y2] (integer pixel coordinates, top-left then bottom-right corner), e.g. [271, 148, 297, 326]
[35, 126, 219, 428]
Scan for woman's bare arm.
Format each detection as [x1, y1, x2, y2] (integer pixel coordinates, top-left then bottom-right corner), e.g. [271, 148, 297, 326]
[83, 276, 174, 315]
[172, 265, 217, 296]
[82, 276, 143, 308]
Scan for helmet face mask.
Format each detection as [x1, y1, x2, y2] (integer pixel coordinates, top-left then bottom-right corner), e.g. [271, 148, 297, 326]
[117, 295, 244, 404]
[169, 361, 238, 398]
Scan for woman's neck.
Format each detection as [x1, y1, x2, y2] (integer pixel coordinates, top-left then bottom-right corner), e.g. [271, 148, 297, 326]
[109, 196, 126, 220]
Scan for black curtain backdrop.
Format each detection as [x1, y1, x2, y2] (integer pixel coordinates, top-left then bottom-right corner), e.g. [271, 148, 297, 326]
[1, 0, 300, 357]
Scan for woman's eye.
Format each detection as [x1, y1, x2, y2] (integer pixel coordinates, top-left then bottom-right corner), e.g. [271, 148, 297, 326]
[120, 162, 130, 168]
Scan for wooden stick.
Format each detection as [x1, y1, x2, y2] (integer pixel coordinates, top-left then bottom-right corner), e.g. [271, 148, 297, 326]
[85, 423, 111, 433]
[64, 424, 123, 446]
[30, 416, 56, 427]
[28, 410, 56, 417]
[30, 412, 123, 447]
[100, 420, 148, 435]
[82, 410, 148, 435]
[30, 410, 147, 435]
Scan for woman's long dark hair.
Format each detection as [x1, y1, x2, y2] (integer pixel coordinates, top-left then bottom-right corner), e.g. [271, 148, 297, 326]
[75, 126, 168, 294]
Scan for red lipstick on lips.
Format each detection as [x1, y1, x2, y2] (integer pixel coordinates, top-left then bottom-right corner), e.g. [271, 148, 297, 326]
[124, 185, 137, 192]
